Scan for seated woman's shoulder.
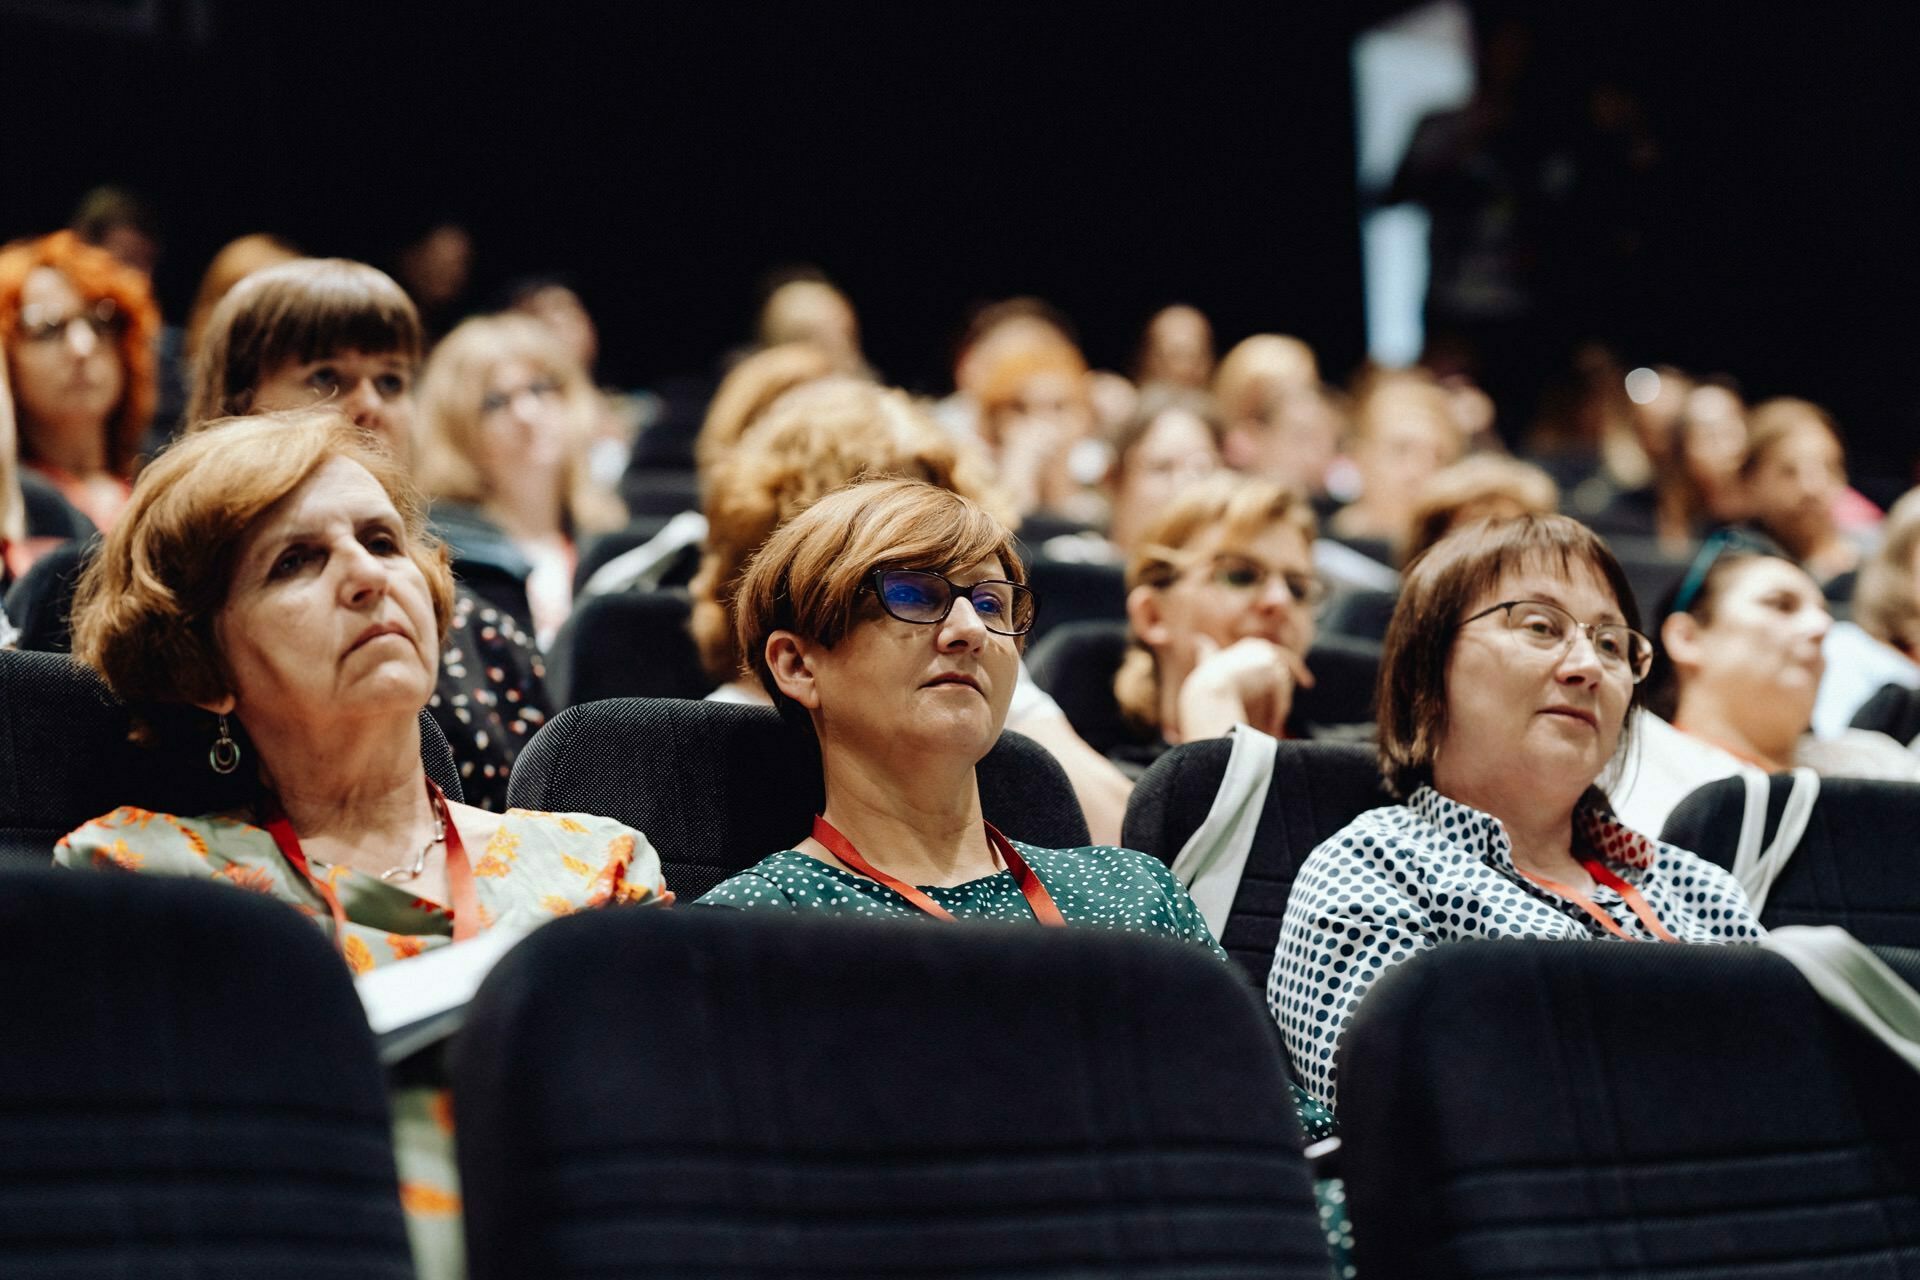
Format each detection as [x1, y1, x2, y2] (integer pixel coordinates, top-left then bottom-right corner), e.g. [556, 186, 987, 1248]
[491, 806, 668, 904]
[56, 806, 270, 876]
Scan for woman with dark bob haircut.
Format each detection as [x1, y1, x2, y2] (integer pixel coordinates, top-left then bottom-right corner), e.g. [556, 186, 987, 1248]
[55, 410, 665, 1278]
[1269, 514, 1763, 1116]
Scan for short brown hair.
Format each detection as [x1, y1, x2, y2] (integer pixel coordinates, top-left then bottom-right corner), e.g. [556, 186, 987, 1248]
[1403, 454, 1560, 564]
[693, 342, 839, 480]
[0, 230, 162, 478]
[691, 378, 1007, 683]
[1377, 514, 1641, 798]
[732, 477, 1025, 716]
[72, 409, 455, 717]
[186, 259, 422, 427]
[1115, 474, 1318, 730]
[413, 313, 624, 535]
[1740, 397, 1843, 479]
[1855, 488, 1920, 654]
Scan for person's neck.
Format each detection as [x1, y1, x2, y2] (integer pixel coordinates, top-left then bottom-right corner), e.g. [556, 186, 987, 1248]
[249, 710, 434, 866]
[1155, 659, 1195, 743]
[1435, 766, 1585, 880]
[1673, 689, 1797, 772]
[815, 743, 991, 889]
[485, 480, 565, 545]
[24, 424, 106, 476]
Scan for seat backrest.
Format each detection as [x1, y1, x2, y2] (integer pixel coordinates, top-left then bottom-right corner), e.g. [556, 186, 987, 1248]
[0, 868, 411, 1277]
[3, 536, 91, 652]
[0, 649, 463, 867]
[571, 515, 674, 592]
[454, 907, 1325, 1280]
[1122, 738, 1394, 984]
[544, 587, 715, 707]
[1601, 532, 1697, 622]
[1318, 586, 1397, 643]
[1339, 939, 1920, 1279]
[505, 697, 1090, 900]
[1852, 681, 1920, 744]
[1661, 773, 1920, 944]
[618, 466, 701, 517]
[1024, 558, 1127, 645]
[1027, 618, 1383, 757]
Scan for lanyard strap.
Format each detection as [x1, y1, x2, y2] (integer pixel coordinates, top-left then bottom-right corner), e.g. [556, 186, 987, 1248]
[1520, 859, 1681, 943]
[264, 779, 480, 953]
[810, 815, 1066, 926]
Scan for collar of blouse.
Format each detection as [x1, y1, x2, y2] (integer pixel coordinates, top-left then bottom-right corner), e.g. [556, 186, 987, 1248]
[1408, 784, 1660, 883]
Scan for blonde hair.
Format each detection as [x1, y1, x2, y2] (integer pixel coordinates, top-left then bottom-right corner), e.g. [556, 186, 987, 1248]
[1115, 475, 1318, 730]
[413, 314, 623, 535]
[1212, 334, 1319, 424]
[694, 342, 839, 480]
[732, 477, 1025, 714]
[1854, 487, 1920, 654]
[0, 361, 22, 546]
[692, 378, 1007, 683]
[71, 410, 455, 718]
[1403, 454, 1560, 564]
[1741, 396, 1844, 478]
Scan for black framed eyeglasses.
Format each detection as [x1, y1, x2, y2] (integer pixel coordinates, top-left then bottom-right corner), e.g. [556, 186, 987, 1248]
[1461, 599, 1654, 683]
[1204, 553, 1328, 607]
[866, 569, 1037, 636]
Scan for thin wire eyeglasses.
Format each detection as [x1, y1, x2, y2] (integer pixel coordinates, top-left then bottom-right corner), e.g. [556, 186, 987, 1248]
[866, 569, 1037, 636]
[1460, 599, 1653, 683]
[1202, 553, 1328, 608]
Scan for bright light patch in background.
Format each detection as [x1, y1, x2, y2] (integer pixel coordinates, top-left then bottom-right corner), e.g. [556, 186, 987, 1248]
[1352, 1, 1474, 367]
[1624, 367, 1662, 405]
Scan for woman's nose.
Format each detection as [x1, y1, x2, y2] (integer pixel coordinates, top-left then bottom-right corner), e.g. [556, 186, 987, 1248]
[939, 595, 990, 648]
[1555, 629, 1606, 682]
[336, 540, 391, 601]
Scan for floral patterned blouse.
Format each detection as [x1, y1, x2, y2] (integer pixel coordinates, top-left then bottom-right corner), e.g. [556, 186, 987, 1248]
[1268, 785, 1765, 1113]
[432, 586, 552, 812]
[56, 803, 667, 1280]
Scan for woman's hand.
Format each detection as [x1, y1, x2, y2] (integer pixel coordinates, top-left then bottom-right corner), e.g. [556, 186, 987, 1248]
[1176, 635, 1315, 741]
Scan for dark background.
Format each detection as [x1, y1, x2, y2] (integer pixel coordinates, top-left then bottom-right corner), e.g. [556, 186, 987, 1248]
[3, 1, 1917, 483]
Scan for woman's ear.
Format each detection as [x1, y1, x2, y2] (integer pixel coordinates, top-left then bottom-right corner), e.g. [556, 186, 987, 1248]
[1126, 584, 1172, 648]
[193, 691, 238, 716]
[765, 630, 823, 710]
[1660, 611, 1704, 676]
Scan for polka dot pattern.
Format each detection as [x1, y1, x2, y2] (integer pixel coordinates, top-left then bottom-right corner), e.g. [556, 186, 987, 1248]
[426, 589, 550, 812]
[1266, 784, 1766, 1114]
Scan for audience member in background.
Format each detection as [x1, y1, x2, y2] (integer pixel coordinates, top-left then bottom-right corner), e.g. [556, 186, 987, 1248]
[757, 269, 867, 376]
[1608, 532, 1920, 834]
[0, 231, 160, 531]
[1214, 335, 1319, 436]
[1328, 367, 1463, 552]
[416, 315, 625, 648]
[698, 475, 1217, 938]
[1101, 386, 1224, 556]
[505, 275, 652, 488]
[1134, 303, 1215, 389]
[1826, 487, 1920, 736]
[1741, 397, 1874, 594]
[1115, 476, 1324, 774]
[0, 355, 72, 596]
[189, 257, 551, 810]
[1678, 379, 1750, 526]
[184, 234, 301, 362]
[1274, 515, 1763, 1117]
[393, 221, 474, 343]
[934, 295, 1077, 447]
[1402, 453, 1559, 565]
[692, 377, 1134, 842]
[973, 324, 1105, 522]
[579, 341, 840, 599]
[56, 412, 666, 1279]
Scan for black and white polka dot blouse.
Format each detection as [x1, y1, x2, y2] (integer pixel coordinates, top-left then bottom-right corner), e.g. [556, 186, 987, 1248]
[1267, 785, 1765, 1113]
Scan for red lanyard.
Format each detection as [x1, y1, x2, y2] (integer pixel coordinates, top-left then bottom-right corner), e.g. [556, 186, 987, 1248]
[1519, 859, 1680, 943]
[264, 780, 480, 951]
[810, 815, 1066, 926]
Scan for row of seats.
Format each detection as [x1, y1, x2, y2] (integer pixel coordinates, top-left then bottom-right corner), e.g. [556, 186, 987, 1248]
[12, 855, 1920, 1276]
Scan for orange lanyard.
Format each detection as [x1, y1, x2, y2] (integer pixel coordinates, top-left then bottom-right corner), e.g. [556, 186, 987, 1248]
[1520, 859, 1680, 943]
[264, 780, 481, 952]
[810, 815, 1067, 926]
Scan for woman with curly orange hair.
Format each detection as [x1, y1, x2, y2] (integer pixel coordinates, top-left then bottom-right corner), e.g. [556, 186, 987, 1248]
[0, 231, 161, 530]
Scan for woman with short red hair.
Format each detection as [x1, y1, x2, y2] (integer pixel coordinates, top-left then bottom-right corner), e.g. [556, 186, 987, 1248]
[0, 230, 161, 530]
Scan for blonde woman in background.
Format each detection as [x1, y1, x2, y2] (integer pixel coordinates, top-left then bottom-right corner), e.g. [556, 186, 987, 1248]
[416, 314, 625, 648]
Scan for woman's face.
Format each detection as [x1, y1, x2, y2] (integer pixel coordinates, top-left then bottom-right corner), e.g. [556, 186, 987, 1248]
[1358, 393, 1455, 511]
[1678, 557, 1829, 717]
[1115, 409, 1220, 526]
[8, 267, 125, 450]
[476, 357, 573, 492]
[794, 556, 1022, 764]
[1435, 559, 1634, 799]
[213, 456, 438, 732]
[252, 349, 417, 470]
[1140, 520, 1318, 681]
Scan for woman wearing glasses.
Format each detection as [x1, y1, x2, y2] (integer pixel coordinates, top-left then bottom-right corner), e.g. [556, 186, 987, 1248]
[1270, 515, 1765, 1116]
[415, 314, 625, 649]
[1113, 475, 1327, 772]
[0, 230, 161, 531]
[1605, 531, 1920, 835]
[698, 477, 1218, 949]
